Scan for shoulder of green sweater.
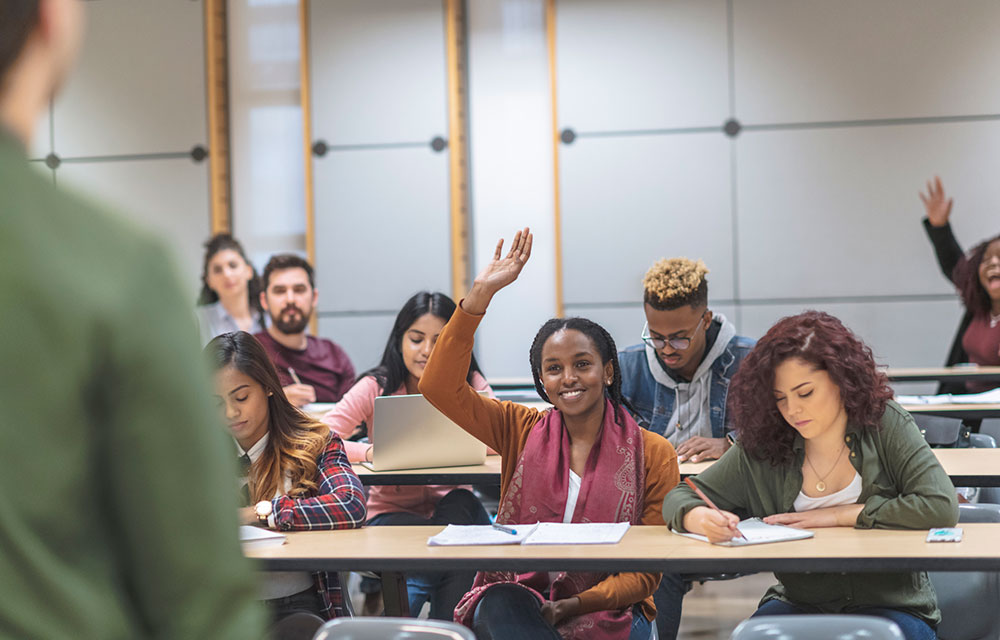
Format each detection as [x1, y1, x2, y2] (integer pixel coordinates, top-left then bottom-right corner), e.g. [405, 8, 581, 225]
[877, 400, 920, 438]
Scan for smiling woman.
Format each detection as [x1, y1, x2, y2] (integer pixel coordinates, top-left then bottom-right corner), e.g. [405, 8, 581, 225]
[419, 229, 679, 640]
[662, 311, 958, 640]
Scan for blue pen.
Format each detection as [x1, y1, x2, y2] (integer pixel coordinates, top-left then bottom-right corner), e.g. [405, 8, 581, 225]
[492, 522, 517, 535]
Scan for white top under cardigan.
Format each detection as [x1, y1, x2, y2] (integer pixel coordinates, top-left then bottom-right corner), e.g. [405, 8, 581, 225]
[793, 471, 862, 512]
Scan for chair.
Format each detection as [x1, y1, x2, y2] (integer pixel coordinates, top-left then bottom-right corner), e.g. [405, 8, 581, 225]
[313, 617, 475, 640]
[912, 414, 970, 447]
[930, 504, 1000, 640]
[980, 419, 1000, 444]
[268, 612, 325, 640]
[970, 433, 997, 448]
[729, 614, 903, 639]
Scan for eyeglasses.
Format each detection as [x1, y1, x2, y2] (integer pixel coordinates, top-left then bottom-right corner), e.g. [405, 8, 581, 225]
[641, 314, 706, 351]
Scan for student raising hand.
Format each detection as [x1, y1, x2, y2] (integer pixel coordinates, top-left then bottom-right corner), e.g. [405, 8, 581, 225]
[919, 176, 953, 228]
[463, 227, 533, 315]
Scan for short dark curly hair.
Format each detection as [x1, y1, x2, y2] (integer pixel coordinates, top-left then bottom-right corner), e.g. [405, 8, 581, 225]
[261, 254, 315, 291]
[954, 234, 1000, 319]
[729, 311, 893, 465]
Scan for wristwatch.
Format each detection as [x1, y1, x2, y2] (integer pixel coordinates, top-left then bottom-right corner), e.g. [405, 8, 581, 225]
[254, 500, 273, 527]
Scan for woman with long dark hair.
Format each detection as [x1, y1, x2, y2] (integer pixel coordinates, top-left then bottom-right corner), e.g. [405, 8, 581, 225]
[207, 331, 365, 621]
[920, 177, 1000, 392]
[663, 311, 958, 640]
[321, 291, 493, 619]
[419, 229, 678, 640]
[196, 234, 266, 345]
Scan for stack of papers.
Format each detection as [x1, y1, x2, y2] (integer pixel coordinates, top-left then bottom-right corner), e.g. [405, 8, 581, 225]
[428, 522, 630, 546]
[672, 518, 814, 547]
[239, 525, 287, 550]
[897, 388, 1000, 405]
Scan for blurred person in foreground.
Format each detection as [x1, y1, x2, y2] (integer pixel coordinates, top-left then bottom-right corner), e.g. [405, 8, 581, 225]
[0, 1, 265, 637]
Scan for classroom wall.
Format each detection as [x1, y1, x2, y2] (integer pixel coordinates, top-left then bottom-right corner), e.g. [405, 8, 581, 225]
[37, 1, 211, 296]
[553, 0, 1000, 374]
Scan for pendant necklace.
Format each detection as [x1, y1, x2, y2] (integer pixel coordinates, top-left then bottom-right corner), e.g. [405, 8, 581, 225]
[805, 444, 847, 492]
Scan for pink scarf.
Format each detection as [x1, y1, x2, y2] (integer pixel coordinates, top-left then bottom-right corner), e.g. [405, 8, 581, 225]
[454, 398, 646, 640]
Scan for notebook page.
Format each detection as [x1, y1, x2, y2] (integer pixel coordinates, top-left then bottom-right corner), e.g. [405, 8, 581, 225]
[672, 517, 813, 547]
[239, 525, 287, 550]
[427, 523, 539, 546]
[522, 522, 630, 545]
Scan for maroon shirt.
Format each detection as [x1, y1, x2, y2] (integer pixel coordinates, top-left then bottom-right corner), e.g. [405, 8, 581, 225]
[961, 314, 1000, 393]
[255, 331, 356, 402]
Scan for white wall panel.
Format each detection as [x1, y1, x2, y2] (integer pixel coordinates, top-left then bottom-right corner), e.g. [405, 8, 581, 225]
[740, 299, 964, 369]
[309, 0, 447, 145]
[57, 159, 211, 295]
[55, 1, 207, 157]
[556, 0, 729, 131]
[30, 109, 51, 160]
[312, 147, 450, 312]
[734, 0, 1000, 123]
[468, 0, 557, 378]
[318, 314, 397, 377]
[561, 133, 734, 305]
[737, 121, 1000, 300]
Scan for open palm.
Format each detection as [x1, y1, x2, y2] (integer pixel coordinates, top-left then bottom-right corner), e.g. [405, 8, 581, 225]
[473, 227, 533, 296]
[919, 176, 953, 228]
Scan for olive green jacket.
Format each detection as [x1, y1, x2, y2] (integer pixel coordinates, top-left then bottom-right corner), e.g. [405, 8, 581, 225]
[662, 400, 959, 626]
[0, 129, 264, 638]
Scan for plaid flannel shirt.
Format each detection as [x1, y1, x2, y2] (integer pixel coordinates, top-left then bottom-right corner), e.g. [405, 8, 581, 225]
[268, 432, 366, 618]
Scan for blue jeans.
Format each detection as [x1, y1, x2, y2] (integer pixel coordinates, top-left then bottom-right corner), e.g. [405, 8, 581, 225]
[472, 583, 651, 640]
[753, 599, 936, 640]
[366, 489, 491, 619]
[653, 573, 690, 640]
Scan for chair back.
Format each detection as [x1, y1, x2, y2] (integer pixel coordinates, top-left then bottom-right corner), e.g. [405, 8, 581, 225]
[313, 617, 475, 640]
[730, 615, 903, 639]
[912, 414, 970, 447]
[269, 612, 325, 640]
[931, 504, 1000, 640]
[970, 433, 997, 448]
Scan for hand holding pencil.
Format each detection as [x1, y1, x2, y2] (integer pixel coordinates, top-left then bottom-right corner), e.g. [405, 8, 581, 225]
[682, 477, 746, 543]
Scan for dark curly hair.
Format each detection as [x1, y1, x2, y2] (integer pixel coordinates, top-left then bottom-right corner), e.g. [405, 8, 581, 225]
[954, 234, 1000, 319]
[729, 311, 893, 465]
[528, 317, 633, 427]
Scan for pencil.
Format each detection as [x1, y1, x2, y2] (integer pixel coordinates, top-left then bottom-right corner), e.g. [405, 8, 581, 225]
[287, 367, 302, 385]
[684, 477, 747, 541]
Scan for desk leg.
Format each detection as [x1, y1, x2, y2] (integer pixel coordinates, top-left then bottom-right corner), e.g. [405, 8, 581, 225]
[381, 571, 410, 617]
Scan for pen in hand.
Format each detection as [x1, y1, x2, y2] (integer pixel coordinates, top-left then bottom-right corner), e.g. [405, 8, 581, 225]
[684, 477, 747, 541]
[287, 367, 302, 385]
[492, 522, 518, 535]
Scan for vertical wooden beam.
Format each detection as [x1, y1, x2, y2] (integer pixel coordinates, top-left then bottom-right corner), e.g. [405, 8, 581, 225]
[546, 0, 564, 317]
[299, 0, 316, 268]
[445, 0, 471, 301]
[205, 0, 232, 234]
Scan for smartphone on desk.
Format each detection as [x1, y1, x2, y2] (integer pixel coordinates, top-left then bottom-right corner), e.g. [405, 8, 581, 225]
[926, 527, 963, 542]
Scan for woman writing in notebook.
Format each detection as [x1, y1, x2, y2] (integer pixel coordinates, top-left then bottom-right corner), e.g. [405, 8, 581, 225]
[663, 311, 958, 640]
[208, 331, 366, 621]
[321, 291, 493, 619]
[419, 229, 678, 640]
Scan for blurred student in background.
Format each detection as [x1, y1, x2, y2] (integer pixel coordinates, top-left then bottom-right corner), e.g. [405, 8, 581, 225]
[255, 254, 355, 407]
[0, 0, 264, 636]
[920, 177, 1000, 393]
[196, 233, 266, 345]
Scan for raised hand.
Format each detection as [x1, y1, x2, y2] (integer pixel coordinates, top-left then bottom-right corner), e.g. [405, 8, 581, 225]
[462, 228, 533, 314]
[919, 176, 953, 228]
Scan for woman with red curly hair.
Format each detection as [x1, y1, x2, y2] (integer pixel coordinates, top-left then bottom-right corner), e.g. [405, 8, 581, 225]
[662, 311, 958, 640]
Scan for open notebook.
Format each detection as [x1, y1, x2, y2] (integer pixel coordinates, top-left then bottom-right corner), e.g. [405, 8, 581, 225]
[672, 517, 814, 547]
[428, 522, 630, 546]
[239, 525, 287, 550]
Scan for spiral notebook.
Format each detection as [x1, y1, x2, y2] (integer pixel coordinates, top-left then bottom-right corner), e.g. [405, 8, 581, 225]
[672, 517, 814, 547]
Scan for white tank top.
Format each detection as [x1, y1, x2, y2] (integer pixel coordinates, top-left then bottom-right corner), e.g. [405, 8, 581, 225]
[793, 471, 862, 512]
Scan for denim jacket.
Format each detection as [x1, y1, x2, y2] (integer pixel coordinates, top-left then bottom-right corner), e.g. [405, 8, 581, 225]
[619, 315, 754, 442]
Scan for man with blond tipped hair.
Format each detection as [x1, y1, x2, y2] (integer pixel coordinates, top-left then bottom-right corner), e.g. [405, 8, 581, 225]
[619, 257, 754, 640]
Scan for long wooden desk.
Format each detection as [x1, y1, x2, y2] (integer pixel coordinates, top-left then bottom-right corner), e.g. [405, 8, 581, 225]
[888, 366, 1000, 384]
[354, 449, 1000, 487]
[246, 524, 1000, 615]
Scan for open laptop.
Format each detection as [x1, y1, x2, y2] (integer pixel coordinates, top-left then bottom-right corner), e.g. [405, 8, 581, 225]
[360, 393, 488, 471]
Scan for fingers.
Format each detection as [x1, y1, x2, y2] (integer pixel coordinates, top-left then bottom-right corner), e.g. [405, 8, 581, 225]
[520, 229, 533, 262]
[492, 238, 504, 261]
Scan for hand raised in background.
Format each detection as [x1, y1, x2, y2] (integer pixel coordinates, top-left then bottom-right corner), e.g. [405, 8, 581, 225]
[919, 176, 953, 228]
